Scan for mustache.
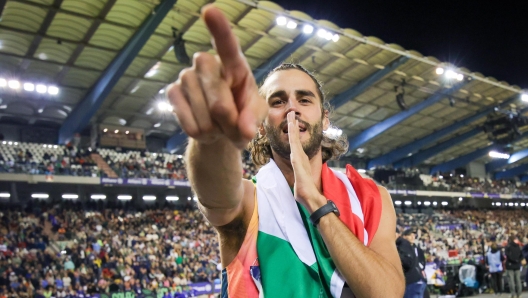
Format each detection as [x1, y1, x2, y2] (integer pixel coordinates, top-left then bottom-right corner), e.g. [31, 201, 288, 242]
[279, 117, 311, 131]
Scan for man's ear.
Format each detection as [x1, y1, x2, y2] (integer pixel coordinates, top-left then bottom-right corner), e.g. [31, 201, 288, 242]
[258, 123, 266, 136]
[323, 110, 330, 131]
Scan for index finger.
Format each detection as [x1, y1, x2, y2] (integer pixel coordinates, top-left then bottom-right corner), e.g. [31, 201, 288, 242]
[287, 112, 304, 158]
[202, 5, 247, 76]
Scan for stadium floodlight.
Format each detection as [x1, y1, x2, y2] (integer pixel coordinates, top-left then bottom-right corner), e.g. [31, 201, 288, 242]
[332, 34, 340, 42]
[143, 195, 156, 201]
[114, 130, 119, 134]
[8, 80, 20, 89]
[303, 24, 314, 34]
[154, 123, 161, 128]
[515, 203, 519, 206]
[357, 169, 366, 173]
[521, 203, 526, 207]
[286, 21, 297, 29]
[103, 128, 108, 132]
[508, 202, 514, 206]
[489, 151, 510, 159]
[394, 200, 402, 205]
[187, 197, 191, 201]
[62, 194, 78, 199]
[445, 70, 458, 79]
[23, 83, 35, 92]
[441, 201, 448, 206]
[7, 142, 12, 145]
[13, 142, 17, 145]
[118, 195, 132, 200]
[0, 193, 10, 198]
[456, 73, 464, 81]
[404, 201, 412, 206]
[276, 16, 287, 26]
[435, 67, 444, 75]
[166, 196, 179, 201]
[417, 201, 422, 205]
[496, 202, 502, 206]
[193, 196, 198, 201]
[459, 197, 463, 201]
[424, 201, 431, 206]
[125, 131, 129, 134]
[31, 193, 49, 199]
[53, 145, 58, 149]
[36, 84, 47, 94]
[1, 141, 5, 144]
[157, 102, 173, 112]
[0, 78, 6, 87]
[324, 31, 333, 41]
[48, 86, 59, 95]
[91, 194, 106, 200]
[317, 29, 327, 38]
[522, 94, 528, 102]
[433, 201, 438, 206]
[439, 175, 443, 179]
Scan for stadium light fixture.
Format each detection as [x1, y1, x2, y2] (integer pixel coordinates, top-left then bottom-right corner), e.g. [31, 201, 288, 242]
[332, 34, 340, 42]
[496, 202, 502, 206]
[489, 151, 510, 159]
[522, 94, 528, 102]
[157, 102, 173, 112]
[159, 88, 165, 94]
[7, 142, 12, 145]
[23, 83, 35, 92]
[193, 196, 198, 201]
[143, 195, 156, 201]
[8, 80, 20, 89]
[441, 201, 448, 206]
[276, 16, 287, 26]
[125, 131, 129, 134]
[48, 86, 59, 95]
[286, 21, 297, 29]
[417, 201, 422, 205]
[13, 142, 17, 145]
[317, 29, 327, 38]
[456, 74, 464, 81]
[103, 128, 108, 132]
[62, 194, 78, 199]
[445, 70, 458, 79]
[31, 193, 49, 199]
[424, 201, 431, 206]
[303, 24, 314, 34]
[187, 197, 192, 201]
[394, 200, 402, 205]
[154, 123, 161, 128]
[508, 202, 514, 206]
[1, 141, 5, 144]
[439, 175, 443, 179]
[460, 174, 464, 178]
[357, 169, 366, 173]
[521, 203, 526, 207]
[0, 193, 10, 198]
[36, 84, 47, 94]
[433, 201, 438, 206]
[404, 201, 412, 206]
[166, 196, 179, 201]
[435, 67, 444, 75]
[118, 195, 132, 200]
[459, 197, 463, 201]
[515, 203, 519, 206]
[91, 194, 106, 200]
[53, 145, 58, 149]
[0, 78, 6, 87]
[114, 130, 119, 134]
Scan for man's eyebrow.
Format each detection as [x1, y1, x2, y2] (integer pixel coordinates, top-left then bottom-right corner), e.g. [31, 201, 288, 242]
[267, 90, 287, 101]
[295, 90, 316, 98]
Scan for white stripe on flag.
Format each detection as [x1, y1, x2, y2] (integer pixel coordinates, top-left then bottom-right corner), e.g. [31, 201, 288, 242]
[330, 269, 345, 298]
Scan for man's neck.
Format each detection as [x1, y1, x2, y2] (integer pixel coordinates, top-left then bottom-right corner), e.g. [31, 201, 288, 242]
[271, 149, 324, 193]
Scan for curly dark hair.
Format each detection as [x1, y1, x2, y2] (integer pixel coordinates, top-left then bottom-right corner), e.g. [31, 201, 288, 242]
[248, 63, 348, 167]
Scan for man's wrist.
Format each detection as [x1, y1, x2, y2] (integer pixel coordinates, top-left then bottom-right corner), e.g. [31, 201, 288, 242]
[305, 195, 328, 214]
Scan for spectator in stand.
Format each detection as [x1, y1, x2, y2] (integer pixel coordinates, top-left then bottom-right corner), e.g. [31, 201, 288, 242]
[504, 236, 523, 298]
[486, 241, 504, 295]
[397, 229, 425, 298]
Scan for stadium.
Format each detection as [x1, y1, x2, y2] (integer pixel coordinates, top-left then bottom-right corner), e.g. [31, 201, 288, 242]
[0, 0, 527, 297]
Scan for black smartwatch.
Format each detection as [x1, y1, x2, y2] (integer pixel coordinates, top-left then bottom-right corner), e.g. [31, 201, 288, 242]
[309, 200, 340, 226]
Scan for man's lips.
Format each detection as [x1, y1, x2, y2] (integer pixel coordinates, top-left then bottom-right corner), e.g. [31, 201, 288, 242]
[282, 123, 307, 133]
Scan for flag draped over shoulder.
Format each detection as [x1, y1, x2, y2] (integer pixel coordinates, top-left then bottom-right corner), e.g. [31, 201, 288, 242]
[255, 160, 381, 298]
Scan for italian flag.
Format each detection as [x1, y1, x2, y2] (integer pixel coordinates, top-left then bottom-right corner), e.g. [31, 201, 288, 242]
[255, 160, 381, 297]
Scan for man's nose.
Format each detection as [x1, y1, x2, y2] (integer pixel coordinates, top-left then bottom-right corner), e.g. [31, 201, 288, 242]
[285, 98, 301, 115]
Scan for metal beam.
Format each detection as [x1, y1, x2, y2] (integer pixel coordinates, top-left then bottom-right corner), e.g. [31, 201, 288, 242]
[58, 0, 177, 144]
[166, 129, 187, 153]
[25, 0, 64, 58]
[253, 33, 312, 83]
[429, 144, 499, 174]
[330, 56, 409, 110]
[0, 0, 6, 17]
[394, 127, 482, 169]
[367, 94, 519, 168]
[349, 81, 468, 152]
[495, 163, 528, 180]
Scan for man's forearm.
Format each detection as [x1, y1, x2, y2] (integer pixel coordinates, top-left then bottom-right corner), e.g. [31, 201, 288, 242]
[186, 138, 243, 210]
[317, 214, 405, 298]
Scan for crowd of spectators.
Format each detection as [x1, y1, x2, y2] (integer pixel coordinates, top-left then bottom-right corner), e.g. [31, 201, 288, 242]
[0, 143, 98, 178]
[0, 201, 221, 297]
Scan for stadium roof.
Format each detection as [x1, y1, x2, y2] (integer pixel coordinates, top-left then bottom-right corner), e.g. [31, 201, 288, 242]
[0, 0, 526, 170]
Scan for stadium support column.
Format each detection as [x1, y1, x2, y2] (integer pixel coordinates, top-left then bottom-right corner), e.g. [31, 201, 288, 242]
[429, 144, 499, 175]
[330, 56, 410, 110]
[368, 95, 520, 168]
[58, 0, 177, 144]
[348, 81, 468, 152]
[10, 182, 18, 206]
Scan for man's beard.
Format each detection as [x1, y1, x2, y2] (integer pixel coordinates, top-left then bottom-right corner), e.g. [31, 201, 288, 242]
[264, 117, 323, 161]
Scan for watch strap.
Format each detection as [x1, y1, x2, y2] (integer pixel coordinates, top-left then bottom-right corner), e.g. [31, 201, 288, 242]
[309, 200, 339, 226]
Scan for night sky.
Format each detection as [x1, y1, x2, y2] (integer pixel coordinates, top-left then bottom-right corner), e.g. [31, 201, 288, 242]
[273, 0, 528, 89]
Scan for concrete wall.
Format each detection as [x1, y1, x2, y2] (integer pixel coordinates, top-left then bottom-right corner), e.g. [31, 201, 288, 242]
[466, 161, 486, 180]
